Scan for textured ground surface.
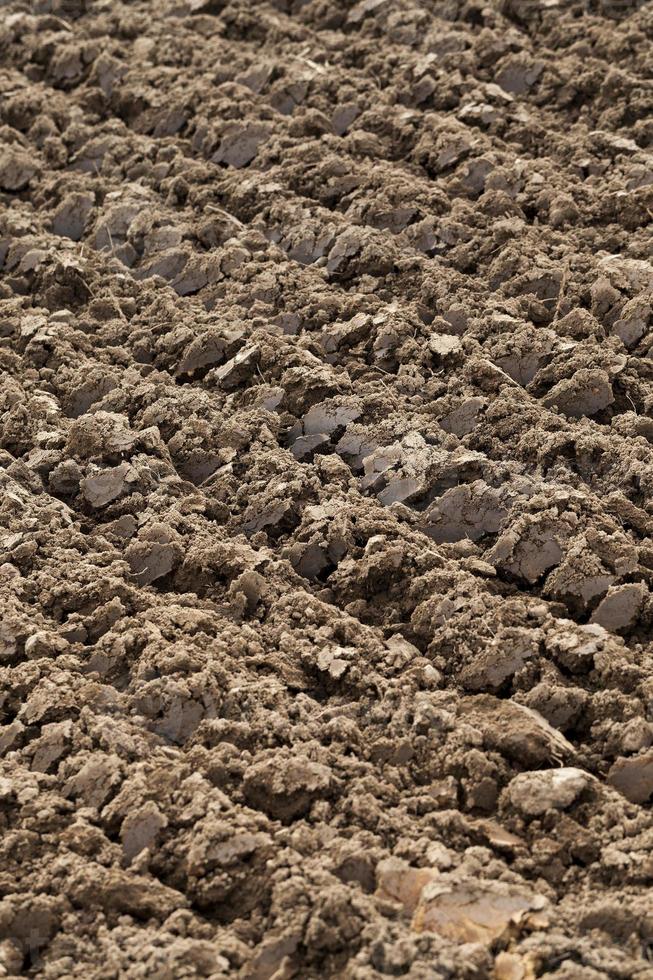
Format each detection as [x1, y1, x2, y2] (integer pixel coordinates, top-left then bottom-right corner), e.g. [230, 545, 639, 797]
[1, 0, 653, 976]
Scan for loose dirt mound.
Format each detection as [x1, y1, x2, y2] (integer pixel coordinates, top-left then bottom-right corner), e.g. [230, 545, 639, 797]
[1, 0, 653, 976]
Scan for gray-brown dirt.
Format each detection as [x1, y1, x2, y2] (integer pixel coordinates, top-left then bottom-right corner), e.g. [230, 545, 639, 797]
[1, 0, 653, 976]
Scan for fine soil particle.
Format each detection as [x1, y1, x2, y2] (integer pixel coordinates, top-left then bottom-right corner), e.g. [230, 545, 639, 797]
[1, 0, 653, 977]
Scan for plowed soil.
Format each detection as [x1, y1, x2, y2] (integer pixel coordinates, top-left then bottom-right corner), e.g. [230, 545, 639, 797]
[1, 0, 653, 976]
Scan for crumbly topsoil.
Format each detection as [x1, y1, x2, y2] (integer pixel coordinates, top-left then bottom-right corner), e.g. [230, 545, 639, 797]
[1, 0, 653, 976]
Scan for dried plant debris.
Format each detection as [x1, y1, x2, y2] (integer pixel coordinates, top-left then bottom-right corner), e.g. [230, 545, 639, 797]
[1, 0, 653, 976]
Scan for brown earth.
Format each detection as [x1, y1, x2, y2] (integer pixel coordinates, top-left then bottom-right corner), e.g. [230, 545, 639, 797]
[1, 0, 653, 976]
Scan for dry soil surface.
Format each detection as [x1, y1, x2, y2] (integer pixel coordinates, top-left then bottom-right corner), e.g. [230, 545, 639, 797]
[1, 0, 653, 977]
